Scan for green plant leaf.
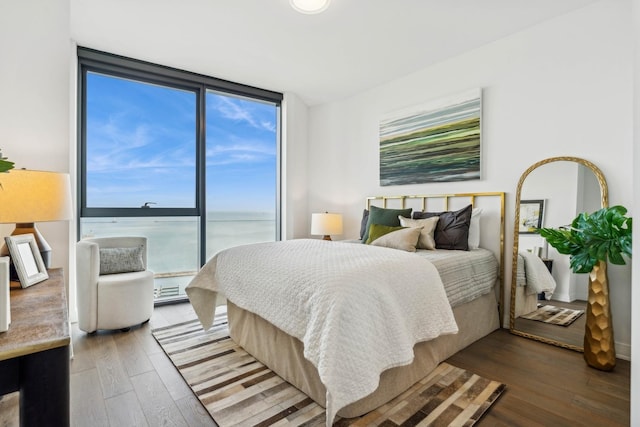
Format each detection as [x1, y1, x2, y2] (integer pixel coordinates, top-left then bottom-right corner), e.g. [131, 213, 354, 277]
[0, 159, 13, 173]
[536, 205, 632, 275]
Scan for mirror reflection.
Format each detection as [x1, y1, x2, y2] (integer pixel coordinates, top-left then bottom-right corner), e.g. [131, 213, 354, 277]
[510, 157, 606, 351]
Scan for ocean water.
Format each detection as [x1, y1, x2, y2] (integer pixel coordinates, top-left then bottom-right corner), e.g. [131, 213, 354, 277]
[80, 211, 276, 299]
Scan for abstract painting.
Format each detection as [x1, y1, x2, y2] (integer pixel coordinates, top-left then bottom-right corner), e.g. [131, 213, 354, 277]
[519, 199, 545, 234]
[379, 89, 482, 186]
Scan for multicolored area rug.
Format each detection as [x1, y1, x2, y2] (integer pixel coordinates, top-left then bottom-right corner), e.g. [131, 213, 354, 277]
[152, 313, 505, 426]
[521, 304, 584, 327]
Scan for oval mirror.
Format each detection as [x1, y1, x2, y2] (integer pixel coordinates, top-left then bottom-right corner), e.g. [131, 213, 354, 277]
[510, 156, 607, 351]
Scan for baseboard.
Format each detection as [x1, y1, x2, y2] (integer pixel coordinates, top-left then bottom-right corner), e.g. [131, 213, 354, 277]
[616, 341, 630, 361]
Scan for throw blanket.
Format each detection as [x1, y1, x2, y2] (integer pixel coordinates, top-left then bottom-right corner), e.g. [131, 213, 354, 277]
[186, 239, 458, 426]
[519, 251, 557, 295]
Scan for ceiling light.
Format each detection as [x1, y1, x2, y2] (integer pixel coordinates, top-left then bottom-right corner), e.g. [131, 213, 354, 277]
[290, 0, 331, 14]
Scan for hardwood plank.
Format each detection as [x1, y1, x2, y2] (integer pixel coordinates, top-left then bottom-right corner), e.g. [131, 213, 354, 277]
[70, 368, 109, 427]
[104, 390, 149, 427]
[0, 392, 19, 427]
[131, 370, 189, 427]
[149, 350, 194, 401]
[88, 333, 134, 399]
[113, 329, 154, 377]
[175, 393, 218, 427]
[70, 326, 96, 374]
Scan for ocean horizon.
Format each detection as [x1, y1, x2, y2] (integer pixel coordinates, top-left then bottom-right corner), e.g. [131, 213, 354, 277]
[80, 211, 276, 299]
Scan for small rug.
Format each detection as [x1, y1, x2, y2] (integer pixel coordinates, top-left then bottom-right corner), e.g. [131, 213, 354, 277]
[152, 311, 505, 426]
[521, 304, 584, 326]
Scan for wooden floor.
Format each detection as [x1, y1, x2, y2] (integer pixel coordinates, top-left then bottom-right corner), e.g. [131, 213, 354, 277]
[4, 302, 629, 426]
[513, 299, 586, 349]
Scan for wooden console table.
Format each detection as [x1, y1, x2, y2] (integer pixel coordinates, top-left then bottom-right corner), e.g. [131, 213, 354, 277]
[0, 268, 70, 427]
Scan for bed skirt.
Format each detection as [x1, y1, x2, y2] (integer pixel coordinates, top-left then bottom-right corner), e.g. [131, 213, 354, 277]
[227, 291, 500, 418]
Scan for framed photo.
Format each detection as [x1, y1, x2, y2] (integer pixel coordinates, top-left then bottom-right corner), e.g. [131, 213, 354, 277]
[4, 234, 48, 288]
[519, 199, 545, 234]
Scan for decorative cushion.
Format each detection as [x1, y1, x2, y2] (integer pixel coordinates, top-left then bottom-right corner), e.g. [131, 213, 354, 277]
[369, 227, 423, 252]
[360, 209, 370, 240]
[398, 216, 439, 250]
[365, 224, 405, 244]
[361, 205, 412, 243]
[99, 246, 145, 275]
[468, 208, 483, 250]
[412, 204, 473, 250]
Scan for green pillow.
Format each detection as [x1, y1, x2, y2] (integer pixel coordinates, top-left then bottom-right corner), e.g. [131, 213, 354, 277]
[365, 224, 405, 244]
[361, 205, 412, 243]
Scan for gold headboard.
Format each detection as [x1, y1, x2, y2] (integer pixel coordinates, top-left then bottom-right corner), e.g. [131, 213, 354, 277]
[365, 192, 506, 322]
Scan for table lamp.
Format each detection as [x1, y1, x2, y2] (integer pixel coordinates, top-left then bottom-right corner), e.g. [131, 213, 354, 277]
[311, 212, 343, 241]
[0, 169, 72, 268]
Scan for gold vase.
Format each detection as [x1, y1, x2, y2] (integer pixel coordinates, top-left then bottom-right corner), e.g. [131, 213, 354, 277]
[583, 260, 616, 371]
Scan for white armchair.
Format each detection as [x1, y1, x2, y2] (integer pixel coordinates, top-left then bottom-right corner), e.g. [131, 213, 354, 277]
[76, 236, 154, 333]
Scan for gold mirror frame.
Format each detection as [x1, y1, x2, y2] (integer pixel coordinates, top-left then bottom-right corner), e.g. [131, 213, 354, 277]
[509, 156, 608, 351]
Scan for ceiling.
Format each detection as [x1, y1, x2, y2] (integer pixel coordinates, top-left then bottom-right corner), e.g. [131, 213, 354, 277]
[70, 0, 599, 106]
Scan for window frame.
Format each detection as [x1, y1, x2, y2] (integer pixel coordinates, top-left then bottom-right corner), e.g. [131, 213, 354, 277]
[77, 47, 283, 267]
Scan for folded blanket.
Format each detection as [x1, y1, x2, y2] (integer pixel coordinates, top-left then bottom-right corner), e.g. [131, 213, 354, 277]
[186, 239, 458, 426]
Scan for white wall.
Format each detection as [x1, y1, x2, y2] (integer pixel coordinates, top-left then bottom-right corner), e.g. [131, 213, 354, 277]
[282, 93, 310, 240]
[305, 0, 634, 357]
[631, 0, 639, 422]
[0, 0, 72, 285]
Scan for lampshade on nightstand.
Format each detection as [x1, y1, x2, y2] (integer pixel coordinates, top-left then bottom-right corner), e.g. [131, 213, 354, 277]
[311, 212, 343, 241]
[0, 169, 72, 268]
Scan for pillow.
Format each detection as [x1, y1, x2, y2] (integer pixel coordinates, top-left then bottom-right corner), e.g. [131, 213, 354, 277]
[361, 205, 412, 243]
[412, 204, 473, 250]
[360, 209, 370, 240]
[398, 215, 439, 250]
[99, 246, 145, 275]
[468, 208, 482, 250]
[369, 227, 423, 252]
[365, 223, 405, 244]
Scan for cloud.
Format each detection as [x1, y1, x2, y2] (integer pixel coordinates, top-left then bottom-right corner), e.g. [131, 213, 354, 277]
[210, 96, 276, 133]
[205, 139, 275, 166]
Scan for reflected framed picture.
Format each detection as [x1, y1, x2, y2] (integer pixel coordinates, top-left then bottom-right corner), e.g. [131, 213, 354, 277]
[4, 234, 48, 288]
[519, 199, 545, 234]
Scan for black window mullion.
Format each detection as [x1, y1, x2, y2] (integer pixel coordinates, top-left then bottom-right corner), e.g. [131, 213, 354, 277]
[197, 84, 207, 267]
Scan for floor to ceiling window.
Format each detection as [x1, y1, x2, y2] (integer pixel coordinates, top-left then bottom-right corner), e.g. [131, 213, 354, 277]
[78, 48, 282, 303]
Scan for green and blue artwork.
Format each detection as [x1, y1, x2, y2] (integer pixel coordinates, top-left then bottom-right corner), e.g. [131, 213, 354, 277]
[379, 89, 481, 186]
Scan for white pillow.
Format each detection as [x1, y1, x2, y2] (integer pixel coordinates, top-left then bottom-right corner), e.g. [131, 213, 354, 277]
[468, 208, 482, 250]
[370, 227, 423, 252]
[398, 216, 439, 250]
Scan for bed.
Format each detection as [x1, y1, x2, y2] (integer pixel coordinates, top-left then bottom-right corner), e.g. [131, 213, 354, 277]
[186, 192, 505, 425]
[514, 251, 557, 317]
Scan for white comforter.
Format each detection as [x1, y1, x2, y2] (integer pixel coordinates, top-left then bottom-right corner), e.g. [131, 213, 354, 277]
[185, 239, 458, 426]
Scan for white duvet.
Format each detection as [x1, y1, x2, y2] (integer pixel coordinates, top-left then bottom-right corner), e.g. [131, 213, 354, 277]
[186, 239, 458, 426]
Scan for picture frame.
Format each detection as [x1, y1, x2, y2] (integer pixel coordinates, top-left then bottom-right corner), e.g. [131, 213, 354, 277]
[4, 234, 48, 288]
[519, 199, 545, 234]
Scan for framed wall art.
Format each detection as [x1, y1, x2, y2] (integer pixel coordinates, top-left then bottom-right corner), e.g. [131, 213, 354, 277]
[379, 88, 482, 186]
[0, 256, 9, 332]
[4, 234, 48, 287]
[519, 199, 545, 234]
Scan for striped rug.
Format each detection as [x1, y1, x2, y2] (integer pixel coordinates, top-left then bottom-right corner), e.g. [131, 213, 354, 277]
[521, 304, 584, 326]
[152, 311, 505, 427]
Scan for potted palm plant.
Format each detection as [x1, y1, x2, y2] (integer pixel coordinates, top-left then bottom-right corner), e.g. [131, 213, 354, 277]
[537, 205, 632, 371]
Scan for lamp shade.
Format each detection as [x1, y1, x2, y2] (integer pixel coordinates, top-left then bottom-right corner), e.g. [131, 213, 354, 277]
[290, 0, 331, 14]
[311, 212, 343, 237]
[0, 169, 72, 224]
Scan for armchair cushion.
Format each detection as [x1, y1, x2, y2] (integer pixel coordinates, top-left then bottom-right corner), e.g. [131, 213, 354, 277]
[99, 246, 145, 275]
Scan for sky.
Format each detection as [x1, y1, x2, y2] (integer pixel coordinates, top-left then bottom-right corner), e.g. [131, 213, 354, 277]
[86, 72, 278, 213]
